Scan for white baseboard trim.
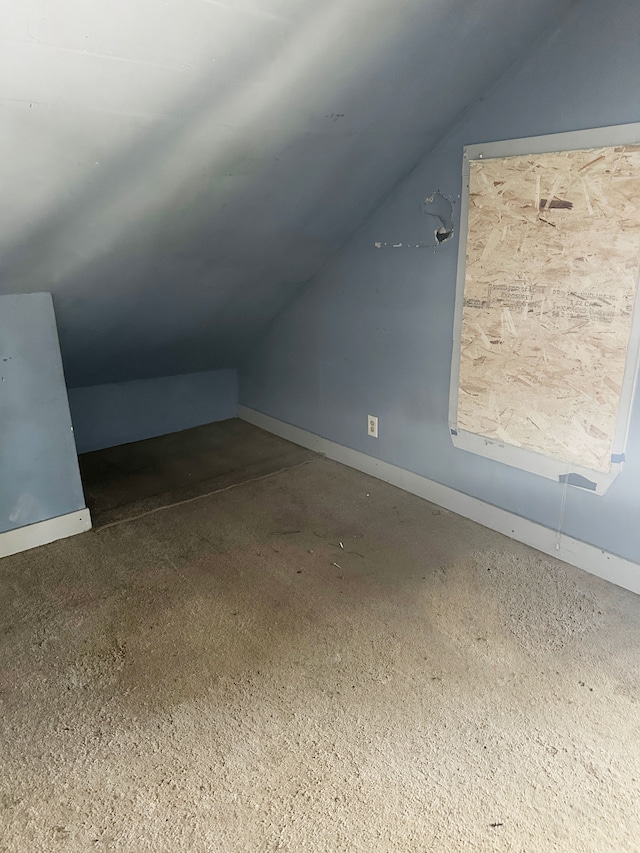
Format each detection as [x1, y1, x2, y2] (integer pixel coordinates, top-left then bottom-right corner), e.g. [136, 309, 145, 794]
[0, 508, 92, 559]
[239, 406, 640, 595]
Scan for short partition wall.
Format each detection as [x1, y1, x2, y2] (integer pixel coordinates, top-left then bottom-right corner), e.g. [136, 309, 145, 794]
[0, 293, 90, 557]
[68, 369, 238, 453]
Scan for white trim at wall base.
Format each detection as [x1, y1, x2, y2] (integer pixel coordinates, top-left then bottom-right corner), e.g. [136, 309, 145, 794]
[0, 508, 92, 559]
[239, 406, 640, 595]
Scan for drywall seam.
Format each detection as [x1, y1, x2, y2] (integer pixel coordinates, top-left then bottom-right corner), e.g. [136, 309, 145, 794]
[238, 405, 640, 595]
[0, 509, 92, 559]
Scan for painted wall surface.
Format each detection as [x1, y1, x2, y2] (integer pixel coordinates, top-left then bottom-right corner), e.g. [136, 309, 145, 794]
[0, 0, 572, 388]
[0, 293, 86, 533]
[240, 0, 640, 565]
[69, 369, 237, 453]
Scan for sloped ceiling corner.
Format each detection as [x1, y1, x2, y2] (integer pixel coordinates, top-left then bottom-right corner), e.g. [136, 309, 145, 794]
[0, 0, 574, 386]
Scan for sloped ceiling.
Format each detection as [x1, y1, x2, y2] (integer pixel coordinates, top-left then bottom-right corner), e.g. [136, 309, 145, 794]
[1, 0, 574, 386]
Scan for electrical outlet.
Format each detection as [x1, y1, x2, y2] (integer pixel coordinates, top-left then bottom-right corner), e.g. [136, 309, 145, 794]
[368, 415, 378, 438]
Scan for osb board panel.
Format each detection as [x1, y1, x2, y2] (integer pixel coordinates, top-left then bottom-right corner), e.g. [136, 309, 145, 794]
[458, 145, 640, 473]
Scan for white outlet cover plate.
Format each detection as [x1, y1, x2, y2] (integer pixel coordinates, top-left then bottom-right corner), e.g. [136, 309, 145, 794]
[368, 415, 378, 438]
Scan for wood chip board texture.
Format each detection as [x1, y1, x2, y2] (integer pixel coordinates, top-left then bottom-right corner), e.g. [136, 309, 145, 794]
[457, 144, 640, 473]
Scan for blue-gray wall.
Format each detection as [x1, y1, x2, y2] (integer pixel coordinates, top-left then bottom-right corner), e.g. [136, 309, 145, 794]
[0, 293, 86, 533]
[68, 369, 237, 453]
[240, 0, 640, 565]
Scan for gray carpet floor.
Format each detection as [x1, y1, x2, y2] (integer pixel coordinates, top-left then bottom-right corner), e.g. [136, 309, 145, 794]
[79, 419, 320, 528]
[1, 423, 639, 852]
